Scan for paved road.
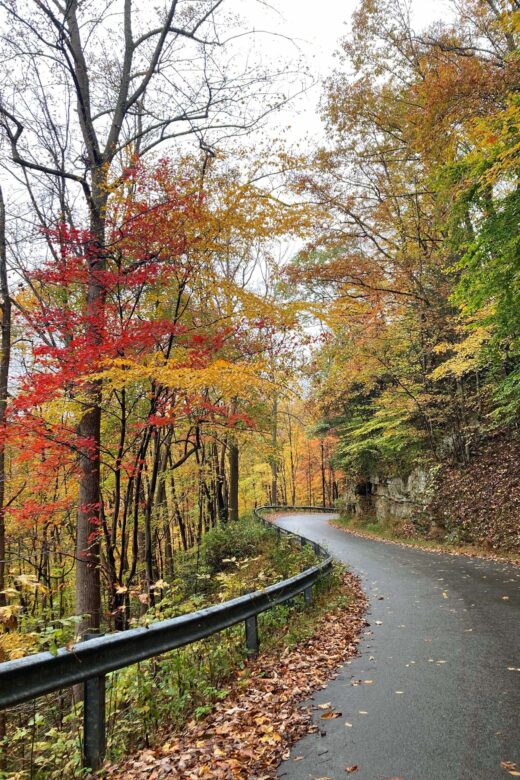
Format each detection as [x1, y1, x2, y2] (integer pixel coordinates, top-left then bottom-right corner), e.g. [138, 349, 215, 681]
[275, 513, 520, 780]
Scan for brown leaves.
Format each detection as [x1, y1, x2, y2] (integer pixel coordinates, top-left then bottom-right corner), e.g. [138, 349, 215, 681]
[105, 571, 367, 780]
[345, 765, 359, 773]
[429, 431, 520, 557]
[501, 761, 520, 776]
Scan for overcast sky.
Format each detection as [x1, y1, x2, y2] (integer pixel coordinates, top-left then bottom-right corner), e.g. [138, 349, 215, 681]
[230, 0, 452, 147]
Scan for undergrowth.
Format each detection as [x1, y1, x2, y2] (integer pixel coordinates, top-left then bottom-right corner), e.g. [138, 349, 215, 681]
[1, 516, 343, 779]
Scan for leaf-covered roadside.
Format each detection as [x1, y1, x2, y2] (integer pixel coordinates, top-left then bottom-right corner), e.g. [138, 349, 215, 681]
[104, 571, 367, 780]
[330, 518, 520, 568]
[2, 518, 320, 778]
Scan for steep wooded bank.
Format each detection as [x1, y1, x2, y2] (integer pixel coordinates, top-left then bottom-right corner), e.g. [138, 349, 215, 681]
[429, 429, 520, 551]
[287, 0, 520, 552]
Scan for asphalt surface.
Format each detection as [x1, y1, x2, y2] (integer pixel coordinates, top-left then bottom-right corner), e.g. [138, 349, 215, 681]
[275, 513, 520, 780]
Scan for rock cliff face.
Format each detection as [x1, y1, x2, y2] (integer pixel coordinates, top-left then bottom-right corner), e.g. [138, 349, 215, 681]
[344, 467, 432, 526]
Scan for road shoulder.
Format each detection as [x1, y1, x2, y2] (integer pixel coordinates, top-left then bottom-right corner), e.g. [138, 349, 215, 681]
[104, 570, 367, 780]
[331, 517, 520, 568]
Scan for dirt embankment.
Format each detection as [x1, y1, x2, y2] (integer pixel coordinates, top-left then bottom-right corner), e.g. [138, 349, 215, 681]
[429, 430, 520, 554]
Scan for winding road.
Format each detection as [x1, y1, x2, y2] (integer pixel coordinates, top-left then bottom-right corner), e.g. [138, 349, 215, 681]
[275, 513, 520, 780]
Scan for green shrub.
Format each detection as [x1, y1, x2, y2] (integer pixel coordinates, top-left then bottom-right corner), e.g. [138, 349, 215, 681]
[202, 516, 272, 574]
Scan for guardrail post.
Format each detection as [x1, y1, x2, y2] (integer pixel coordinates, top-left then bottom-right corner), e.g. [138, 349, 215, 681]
[245, 615, 259, 658]
[304, 585, 313, 606]
[83, 633, 106, 772]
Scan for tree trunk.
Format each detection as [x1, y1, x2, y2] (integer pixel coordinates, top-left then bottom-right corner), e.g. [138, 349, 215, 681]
[271, 396, 278, 506]
[320, 441, 326, 508]
[144, 428, 162, 604]
[287, 412, 296, 505]
[156, 458, 173, 578]
[307, 447, 312, 505]
[75, 401, 102, 633]
[75, 181, 107, 636]
[0, 187, 10, 610]
[214, 442, 227, 523]
[228, 439, 239, 523]
[170, 471, 188, 552]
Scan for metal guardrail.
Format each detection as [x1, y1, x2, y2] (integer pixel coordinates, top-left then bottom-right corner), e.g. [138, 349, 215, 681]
[0, 505, 334, 771]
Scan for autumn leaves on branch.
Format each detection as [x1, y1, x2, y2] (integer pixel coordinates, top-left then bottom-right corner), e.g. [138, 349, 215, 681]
[0, 0, 518, 637]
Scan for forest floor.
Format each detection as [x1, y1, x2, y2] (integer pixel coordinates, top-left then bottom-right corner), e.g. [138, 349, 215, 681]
[103, 570, 367, 780]
[331, 516, 520, 568]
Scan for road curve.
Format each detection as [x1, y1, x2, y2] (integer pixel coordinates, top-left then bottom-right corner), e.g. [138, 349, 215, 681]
[275, 513, 520, 780]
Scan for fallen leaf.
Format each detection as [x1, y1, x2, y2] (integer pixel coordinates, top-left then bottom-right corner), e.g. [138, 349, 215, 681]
[345, 766, 359, 773]
[501, 762, 518, 771]
[318, 702, 332, 709]
[321, 711, 341, 719]
[103, 570, 368, 780]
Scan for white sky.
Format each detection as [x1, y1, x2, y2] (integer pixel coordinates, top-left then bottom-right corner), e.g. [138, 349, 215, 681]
[218, 0, 453, 275]
[231, 0, 452, 147]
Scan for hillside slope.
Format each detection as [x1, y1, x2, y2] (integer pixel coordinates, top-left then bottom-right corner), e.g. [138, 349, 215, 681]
[429, 431, 520, 553]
